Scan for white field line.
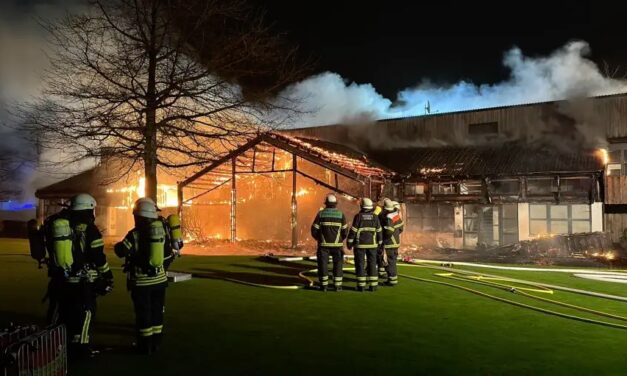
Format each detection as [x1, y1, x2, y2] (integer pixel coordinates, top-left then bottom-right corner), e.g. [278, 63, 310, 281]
[574, 274, 627, 284]
[410, 259, 627, 276]
[402, 260, 627, 302]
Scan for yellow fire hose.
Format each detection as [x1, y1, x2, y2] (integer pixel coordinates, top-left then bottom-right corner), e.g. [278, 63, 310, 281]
[223, 267, 356, 290]
[397, 262, 627, 330]
[213, 258, 627, 330]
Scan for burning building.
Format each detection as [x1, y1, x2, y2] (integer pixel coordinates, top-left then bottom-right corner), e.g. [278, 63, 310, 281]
[34, 93, 627, 253]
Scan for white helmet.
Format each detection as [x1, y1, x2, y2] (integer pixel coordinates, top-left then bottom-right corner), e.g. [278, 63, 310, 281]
[325, 194, 337, 206]
[392, 201, 401, 211]
[70, 193, 97, 211]
[361, 197, 374, 210]
[383, 198, 394, 211]
[133, 198, 158, 219]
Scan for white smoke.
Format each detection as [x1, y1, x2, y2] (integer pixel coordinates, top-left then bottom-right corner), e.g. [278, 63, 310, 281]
[284, 41, 627, 127]
[0, 0, 89, 201]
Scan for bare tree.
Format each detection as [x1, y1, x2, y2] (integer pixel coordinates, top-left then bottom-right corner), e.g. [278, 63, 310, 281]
[21, 0, 308, 201]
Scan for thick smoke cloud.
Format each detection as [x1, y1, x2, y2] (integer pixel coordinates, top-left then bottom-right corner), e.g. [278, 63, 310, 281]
[284, 41, 627, 127]
[0, 0, 87, 200]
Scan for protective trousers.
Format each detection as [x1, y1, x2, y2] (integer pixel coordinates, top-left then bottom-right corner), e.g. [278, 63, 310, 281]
[316, 247, 344, 287]
[377, 248, 386, 278]
[59, 282, 96, 357]
[354, 249, 378, 288]
[131, 284, 166, 354]
[385, 248, 399, 285]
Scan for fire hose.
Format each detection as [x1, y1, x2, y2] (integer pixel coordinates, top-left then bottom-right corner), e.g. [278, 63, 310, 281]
[209, 258, 627, 330]
[397, 262, 627, 330]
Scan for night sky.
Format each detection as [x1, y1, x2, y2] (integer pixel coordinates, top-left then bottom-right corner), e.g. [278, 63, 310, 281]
[256, 0, 626, 98]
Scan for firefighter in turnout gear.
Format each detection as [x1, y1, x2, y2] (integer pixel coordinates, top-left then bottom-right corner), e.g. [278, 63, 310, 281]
[114, 198, 175, 355]
[376, 198, 393, 278]
[381, 201, 404, 286]
[347, 198, 383, 292]
[47, 193, 113, 359]
[29, 208, 70, 326]
[311, 194, 348, 291]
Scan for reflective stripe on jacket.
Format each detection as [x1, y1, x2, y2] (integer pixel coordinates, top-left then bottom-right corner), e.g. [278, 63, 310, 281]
[311, 208, 348, 247]
[347, 210, 382, 249]
[382, 210, 404, 249]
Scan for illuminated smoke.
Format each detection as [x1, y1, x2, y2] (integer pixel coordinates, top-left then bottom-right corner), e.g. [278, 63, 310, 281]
[283, 41, 627, 127]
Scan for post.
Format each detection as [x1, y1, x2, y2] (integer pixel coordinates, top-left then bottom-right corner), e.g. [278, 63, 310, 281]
[177, 183, 183, 217]
[291, 154, 298, 248]
[36, 199, 45, 224]
[231, 157, 237, 243]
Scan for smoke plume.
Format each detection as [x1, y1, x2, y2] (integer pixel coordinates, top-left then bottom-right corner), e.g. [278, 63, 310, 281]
[283, 41, 627, 127]
[0, 0, 88, 201]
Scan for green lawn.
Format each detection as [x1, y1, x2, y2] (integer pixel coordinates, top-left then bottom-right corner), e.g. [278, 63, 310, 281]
[2, 238, 627, 375]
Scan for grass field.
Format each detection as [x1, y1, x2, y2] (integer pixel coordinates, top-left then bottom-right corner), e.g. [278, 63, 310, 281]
[2, 238, 627, 375]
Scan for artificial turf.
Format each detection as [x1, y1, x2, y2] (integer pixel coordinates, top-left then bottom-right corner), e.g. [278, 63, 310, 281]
[2, 238, 627, 375]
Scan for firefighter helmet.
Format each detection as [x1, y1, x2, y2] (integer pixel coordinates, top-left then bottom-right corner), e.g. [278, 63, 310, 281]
[133, 198, 159, 219]
[361, 197, 374, 210]
[325, 194, 337, 206]
[383, 198, 394, 211]
[392, 201, 401, 210]
[70, 193, 97, 211]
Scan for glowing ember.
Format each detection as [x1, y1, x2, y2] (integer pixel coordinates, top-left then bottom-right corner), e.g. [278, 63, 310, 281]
[596, 148, 609, 165]
[295, 188, 309, 197]
[420, 167, 445, 175]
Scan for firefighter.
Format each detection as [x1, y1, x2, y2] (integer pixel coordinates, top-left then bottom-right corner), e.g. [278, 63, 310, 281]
[376, 198, 394, 279]
[114, 198, 175, 355]
[311, 194, 348, 292]
[47, 193, 113, 359]
[382, 200, 404, 286]
[28, 208, 69, 325]
[347, 198, 383, 292]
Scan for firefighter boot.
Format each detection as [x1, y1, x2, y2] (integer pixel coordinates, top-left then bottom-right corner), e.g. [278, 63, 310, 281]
[369, 285, 378, 292]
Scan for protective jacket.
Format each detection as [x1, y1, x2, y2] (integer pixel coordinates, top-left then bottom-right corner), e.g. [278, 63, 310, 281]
[311, 207, 348, 248]
[381, 209, 404, 249]
[115, 218, 174, 288]
[347, 210, 383, 249]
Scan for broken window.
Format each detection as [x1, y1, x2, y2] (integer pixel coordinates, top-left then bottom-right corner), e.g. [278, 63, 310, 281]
[406, 203, 454, 233]
[432, 182, 457, 195]
[527, 178, 555, 195]
[489, 179, 520, 197]
[459, 180, 482, 195]
[560, 177, 591, 194]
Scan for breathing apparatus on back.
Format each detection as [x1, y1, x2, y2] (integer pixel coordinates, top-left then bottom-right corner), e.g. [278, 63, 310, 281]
[50, 194, 97, 278]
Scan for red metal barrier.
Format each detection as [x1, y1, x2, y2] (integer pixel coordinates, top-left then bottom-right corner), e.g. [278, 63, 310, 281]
[2, 324, 67, 376]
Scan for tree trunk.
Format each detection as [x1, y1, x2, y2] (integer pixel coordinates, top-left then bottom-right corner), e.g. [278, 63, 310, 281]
[144, 2, 158, 202]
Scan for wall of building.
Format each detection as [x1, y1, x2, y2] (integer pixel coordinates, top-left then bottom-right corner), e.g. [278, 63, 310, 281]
[288, 94, 627, 150]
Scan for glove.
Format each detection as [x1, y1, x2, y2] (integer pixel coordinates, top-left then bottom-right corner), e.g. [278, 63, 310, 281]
[93, 278, 114, 296]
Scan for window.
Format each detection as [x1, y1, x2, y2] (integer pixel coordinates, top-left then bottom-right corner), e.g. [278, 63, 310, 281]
[460, 180, 482, 195]
[527, 178, 556, 195]
[432, 182, 457, 195]
[528, 204, 591, 236]
[404, 183, 425, 197]
[407, 204, 455, 232]
[489, 179, 520, 198]
[608, 144, 627, 176]
[560, 177, 591, 195]
[468, 122, 498, 136]
[463, 204, 518, 248]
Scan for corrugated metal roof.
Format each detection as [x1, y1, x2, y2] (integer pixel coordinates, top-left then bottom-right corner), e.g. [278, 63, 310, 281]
[367, 143, 604, 178]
